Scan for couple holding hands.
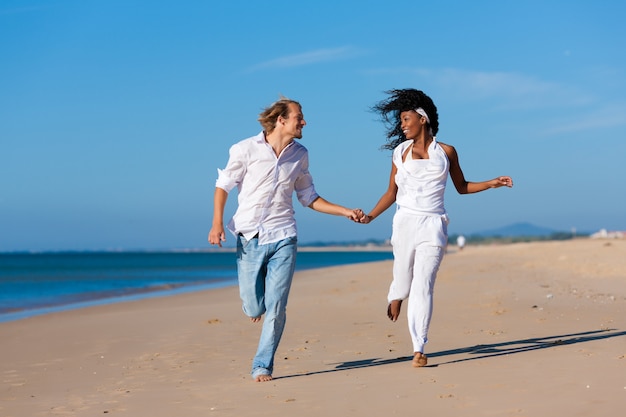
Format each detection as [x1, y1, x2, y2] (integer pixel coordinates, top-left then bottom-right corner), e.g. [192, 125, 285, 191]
[208, 89, 513, 382]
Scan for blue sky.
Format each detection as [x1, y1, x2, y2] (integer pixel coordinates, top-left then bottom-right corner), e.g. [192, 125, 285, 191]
[2, 0, 625, 252]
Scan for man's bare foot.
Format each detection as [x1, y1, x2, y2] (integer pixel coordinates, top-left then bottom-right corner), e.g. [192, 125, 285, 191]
[255, 374, 273, 382]
[412, 352, 427, 367]
[250, 316, 261, 323]
[387, 300, 402, 321]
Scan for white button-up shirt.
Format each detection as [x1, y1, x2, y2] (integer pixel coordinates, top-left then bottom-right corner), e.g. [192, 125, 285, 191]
[215, 132, 320, 245]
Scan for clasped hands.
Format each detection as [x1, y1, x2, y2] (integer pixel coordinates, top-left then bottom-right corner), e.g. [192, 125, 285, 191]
[346, 209, 373, 224]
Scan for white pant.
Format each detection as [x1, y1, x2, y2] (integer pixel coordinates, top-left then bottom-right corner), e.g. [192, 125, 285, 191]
[389, 210, 446, 353]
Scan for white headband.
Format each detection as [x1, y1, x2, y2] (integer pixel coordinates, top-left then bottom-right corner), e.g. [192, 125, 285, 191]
[414, 107, 434, 137]
[415, 107, 430, 124]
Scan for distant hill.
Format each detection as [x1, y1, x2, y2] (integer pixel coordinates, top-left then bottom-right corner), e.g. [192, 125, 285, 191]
[470, 222, 557, 237]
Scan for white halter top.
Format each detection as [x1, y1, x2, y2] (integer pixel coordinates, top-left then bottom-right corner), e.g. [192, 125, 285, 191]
[393, 139, 449, 216]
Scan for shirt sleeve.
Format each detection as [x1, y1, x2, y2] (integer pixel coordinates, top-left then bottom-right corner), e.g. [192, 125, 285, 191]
[294, 151, 320, 207]
[215, 143, 246, 193]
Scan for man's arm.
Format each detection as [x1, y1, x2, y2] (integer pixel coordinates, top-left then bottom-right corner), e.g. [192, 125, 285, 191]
[208, 187, 229, 247]
[308, 196, 363, 221]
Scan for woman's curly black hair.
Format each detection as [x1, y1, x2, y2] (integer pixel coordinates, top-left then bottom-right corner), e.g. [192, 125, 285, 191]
[371, 89, 439, 150]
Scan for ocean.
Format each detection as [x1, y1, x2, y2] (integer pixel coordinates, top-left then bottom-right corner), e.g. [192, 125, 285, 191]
[0, 250, 393, 323]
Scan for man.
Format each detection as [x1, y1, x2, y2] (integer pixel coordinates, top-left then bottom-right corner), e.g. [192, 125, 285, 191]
[456, 234, 466, 251]
[208, 97, 363, 382]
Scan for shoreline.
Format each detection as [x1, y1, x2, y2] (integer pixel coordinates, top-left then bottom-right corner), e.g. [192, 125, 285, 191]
[0, 279, 237, 324]
[1, 239, 625, 416]
[0, 249, 394, 324]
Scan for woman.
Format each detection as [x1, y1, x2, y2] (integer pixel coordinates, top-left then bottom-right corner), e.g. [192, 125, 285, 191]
[360, 89, 513, 367]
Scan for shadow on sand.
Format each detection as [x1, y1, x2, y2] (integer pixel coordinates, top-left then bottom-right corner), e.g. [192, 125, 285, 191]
[275, 328, 625, 380]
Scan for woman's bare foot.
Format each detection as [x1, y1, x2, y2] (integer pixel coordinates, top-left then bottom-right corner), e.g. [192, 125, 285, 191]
[412, 352, 427, 367]
[387, 300, 402, 321]
[255, 374, 273, 382]
[249, 315, 261, 323]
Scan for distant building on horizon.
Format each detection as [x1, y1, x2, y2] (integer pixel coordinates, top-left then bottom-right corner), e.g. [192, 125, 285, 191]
[589, 229, 625, 239]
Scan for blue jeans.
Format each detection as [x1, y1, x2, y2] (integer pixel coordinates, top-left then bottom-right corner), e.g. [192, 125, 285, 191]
[236, 235, 297, 379]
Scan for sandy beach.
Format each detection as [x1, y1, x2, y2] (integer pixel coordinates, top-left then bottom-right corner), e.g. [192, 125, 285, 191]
[1, 239, 625, 416]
